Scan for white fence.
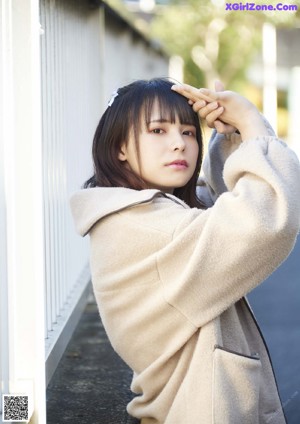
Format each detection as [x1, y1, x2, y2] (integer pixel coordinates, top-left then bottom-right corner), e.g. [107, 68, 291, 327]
[0, 0, 168, 422]
[40, 0, 102, 384]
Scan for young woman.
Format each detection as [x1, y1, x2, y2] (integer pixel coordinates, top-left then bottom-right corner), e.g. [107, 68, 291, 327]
[71, 78, 300, 424]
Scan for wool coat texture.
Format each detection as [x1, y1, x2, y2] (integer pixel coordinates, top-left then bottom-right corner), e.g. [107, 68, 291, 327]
[71, 131, 300, 424]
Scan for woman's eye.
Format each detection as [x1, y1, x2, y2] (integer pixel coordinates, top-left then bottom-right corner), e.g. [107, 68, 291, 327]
[151, 128, 164, 134]
[183, 130, 195, 136]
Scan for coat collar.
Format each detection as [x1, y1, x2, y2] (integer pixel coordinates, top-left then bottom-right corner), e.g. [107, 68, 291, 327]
[70, 187, 188, 237]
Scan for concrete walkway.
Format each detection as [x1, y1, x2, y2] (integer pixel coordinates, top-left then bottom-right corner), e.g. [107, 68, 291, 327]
[46, 301, 139, 424]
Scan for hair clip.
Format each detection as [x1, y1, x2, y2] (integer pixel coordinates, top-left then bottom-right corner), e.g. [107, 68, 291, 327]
[108, 90, 119, 107]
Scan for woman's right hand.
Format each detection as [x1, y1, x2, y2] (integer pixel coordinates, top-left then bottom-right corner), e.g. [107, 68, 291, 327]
[172, 82, 271, 140]
[191, 81, 237, 134]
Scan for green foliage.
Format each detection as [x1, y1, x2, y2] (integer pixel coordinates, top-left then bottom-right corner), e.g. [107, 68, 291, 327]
[150, 0, 300, 87]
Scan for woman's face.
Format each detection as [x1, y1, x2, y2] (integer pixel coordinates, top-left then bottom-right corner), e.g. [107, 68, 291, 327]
[118, 101, 199, 194]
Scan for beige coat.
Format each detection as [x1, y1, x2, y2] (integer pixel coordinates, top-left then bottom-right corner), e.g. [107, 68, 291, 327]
[71, 133, 300, 424]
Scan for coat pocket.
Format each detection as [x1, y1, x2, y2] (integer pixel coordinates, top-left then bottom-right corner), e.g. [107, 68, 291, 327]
[212, 345, 261, 424]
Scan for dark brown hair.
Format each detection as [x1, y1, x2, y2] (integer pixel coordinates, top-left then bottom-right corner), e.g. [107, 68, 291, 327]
[84, 78, 205, 208]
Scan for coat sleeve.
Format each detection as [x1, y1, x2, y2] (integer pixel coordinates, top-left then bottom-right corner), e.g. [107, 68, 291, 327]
[197, 117, 276, 207]
[157, 136, 300, 328]
[196, 131, 242, 206]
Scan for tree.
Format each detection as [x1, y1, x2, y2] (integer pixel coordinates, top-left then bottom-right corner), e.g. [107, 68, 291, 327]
[150, 0, 300, 88]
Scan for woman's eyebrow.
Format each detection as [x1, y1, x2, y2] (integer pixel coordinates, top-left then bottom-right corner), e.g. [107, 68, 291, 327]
[147, 118, 196, 126]
[148, 119, 195, 124]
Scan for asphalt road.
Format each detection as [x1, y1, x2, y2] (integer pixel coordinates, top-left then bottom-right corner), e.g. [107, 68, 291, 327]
[248, 237, 300, 423]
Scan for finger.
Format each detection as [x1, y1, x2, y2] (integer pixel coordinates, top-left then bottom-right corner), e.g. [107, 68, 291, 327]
[214, 120, 237, 134]
[191, 99, 207, 112]
[198, 88, 219, 102]
[214, 120, 227, 133]
[224, 124, 236, 133]
[196, 101, 219, 116]
[200, 106, 224, 126]
[172, 84, 218, 103]
[171, 84, 199, 102]
[214, 80, 225, 92]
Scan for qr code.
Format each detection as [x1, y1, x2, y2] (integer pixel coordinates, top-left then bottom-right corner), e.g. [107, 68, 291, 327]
[2, 395, 29, 422]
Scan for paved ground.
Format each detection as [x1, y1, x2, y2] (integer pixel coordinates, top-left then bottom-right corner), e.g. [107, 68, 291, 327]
[248, 237, 300, 423]
[47, 301, 139, 424]
[47, 239, 300, 423]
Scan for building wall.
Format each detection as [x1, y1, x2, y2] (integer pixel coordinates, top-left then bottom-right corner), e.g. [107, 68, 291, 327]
[103, 11, 168, 101]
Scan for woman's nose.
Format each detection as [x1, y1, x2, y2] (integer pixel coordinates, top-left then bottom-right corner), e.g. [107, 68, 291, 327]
[171, 131, 185, 151]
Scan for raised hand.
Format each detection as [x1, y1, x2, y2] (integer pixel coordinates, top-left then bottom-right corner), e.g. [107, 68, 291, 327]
[171, 82, 270, 140]
[172, 81, 236, 134]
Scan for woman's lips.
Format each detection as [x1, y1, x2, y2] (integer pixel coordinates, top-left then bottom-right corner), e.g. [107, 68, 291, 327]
[166, 160, 188, 169]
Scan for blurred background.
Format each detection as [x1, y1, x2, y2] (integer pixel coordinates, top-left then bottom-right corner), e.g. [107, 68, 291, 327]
[108, 0, 300, 153]
[1, 1, 299, 423]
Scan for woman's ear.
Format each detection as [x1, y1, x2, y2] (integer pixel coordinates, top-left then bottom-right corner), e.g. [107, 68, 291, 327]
[118, 144, 127, 162]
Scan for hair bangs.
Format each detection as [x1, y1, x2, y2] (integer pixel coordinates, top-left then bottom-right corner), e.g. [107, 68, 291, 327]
[139, 80, 199, 129]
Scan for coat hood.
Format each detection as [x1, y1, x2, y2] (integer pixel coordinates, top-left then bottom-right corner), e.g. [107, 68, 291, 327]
[70, 187, 185, 237]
